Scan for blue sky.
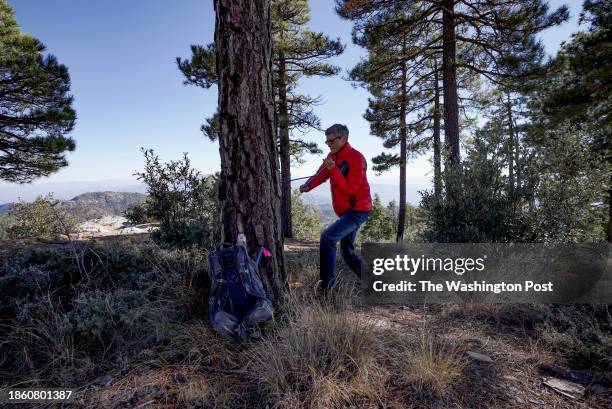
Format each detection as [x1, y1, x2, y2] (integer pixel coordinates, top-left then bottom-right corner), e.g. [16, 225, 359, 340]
[3, 0, 581, 202]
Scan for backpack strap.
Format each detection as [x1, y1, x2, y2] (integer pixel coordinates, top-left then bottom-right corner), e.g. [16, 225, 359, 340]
[236, 246, 248, 279]
[208, 251, 226, 311]
[234, 245, 251, 298]
[218, 242, 233, 250]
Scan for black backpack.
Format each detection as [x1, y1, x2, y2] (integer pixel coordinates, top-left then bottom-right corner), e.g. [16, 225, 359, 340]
[207, 243, 273, 342]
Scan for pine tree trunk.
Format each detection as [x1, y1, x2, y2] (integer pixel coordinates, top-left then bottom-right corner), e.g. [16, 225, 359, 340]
[214, 0, 286, 301]
[608, 175, 612, 243]
[507, 94, 515, 194]
[277, 53, 293, 238]
[433, 62, 442, 204]
[397, 48, 407, 243]
[514, 120, 521, 191]
[442, 0, 460, 165]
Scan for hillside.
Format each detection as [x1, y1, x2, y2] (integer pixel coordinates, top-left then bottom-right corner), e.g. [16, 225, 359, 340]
[0, 190, 337, 226]
[62, 192, 147, 220]
[0, 191, 147, 221]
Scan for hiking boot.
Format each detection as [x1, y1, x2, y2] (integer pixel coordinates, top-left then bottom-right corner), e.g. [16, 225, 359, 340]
[314, 281, 334, 301]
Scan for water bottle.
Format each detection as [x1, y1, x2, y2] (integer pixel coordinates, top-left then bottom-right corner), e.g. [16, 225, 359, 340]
[237, 233, 247, 248]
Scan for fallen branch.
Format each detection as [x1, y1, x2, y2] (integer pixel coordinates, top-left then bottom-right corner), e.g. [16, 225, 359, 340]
[539, 363, 612, 387]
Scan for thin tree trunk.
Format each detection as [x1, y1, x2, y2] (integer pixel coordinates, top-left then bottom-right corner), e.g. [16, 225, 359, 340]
[441, 0, 460, 238]
[397, 45, 407, 243]
[608, 174, 612, 243]
[277, 53, 292, 238]
[215, 0, 285, 301]
[442, 0, 460, 165]
[507, 94, 515, 194]
[514, 119, 521, 191]
[433, 60, 442, 204]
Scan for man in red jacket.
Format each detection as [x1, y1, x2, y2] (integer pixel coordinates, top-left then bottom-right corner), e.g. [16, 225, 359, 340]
[300, 124, 372, 289]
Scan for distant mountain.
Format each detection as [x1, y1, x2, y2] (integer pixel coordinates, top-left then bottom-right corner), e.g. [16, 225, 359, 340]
[62, 192, 147, 220]
[0, 191, 147, 221]
[0, 177, 425, 223]
[0, 179, 146, 203]
[0, 203, 13, 214]
[1, 177, 425, 207]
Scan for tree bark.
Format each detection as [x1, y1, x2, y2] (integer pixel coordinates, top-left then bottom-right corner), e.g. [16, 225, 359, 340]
[433, 60, 442, 204]
[507, 94, 515, 194]
[214, 0, 286, 301]
[442, 0, 460, 165]
[277, 53, 293, 238]
[397, 45, 408, 243]
[514, 118, 521, 192]
[608, 174, 612, 243]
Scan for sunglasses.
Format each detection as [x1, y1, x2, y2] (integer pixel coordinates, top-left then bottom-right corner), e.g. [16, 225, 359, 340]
[325, 135, 342, 145]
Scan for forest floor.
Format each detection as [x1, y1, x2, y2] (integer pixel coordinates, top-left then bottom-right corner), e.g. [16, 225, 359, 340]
[3, 237, 610, 408]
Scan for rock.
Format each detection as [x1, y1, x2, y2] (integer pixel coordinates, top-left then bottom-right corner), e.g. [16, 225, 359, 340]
[543, 377, 585, 400]
[466, 351, 493, 363]
[78, 215, 157, 238]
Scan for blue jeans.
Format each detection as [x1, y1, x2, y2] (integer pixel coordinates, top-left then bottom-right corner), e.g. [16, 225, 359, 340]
[320, 210, 370, 288]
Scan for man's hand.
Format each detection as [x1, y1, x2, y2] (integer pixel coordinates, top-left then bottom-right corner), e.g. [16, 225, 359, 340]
[323, 157, 335, 170]
[299, 185, 308, 193]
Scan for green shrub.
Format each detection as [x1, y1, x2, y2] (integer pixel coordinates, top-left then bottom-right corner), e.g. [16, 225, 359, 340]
[0, 241, 209, 386]
[421, 124, 605, 243]
[135, 149, 220, 249]
[6, 194, 78, 239]
[360, 194, 395, 242]
[291, 189, 322, 240]
[356, 196, 426, 243]
[536, 304, 612, 371]
[0, 214, 14, 240]
[66, 288, 149, 343]
[123, 202, 153, 225]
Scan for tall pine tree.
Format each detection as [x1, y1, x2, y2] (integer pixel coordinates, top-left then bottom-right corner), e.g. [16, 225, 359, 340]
[272, 0, 344, 238]
[214, 0, 286, 301]
[337, 0, 568, 165]
[348, 4, 432, 242]
[178, 0, 343, 238]
[346, 3, 483, 241]
[0, 0, 76, 183]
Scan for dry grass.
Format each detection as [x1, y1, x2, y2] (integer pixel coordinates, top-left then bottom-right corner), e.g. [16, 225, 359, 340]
[4, 240, 610, 408]
[251, 292, 387, 409]
[373, 325, 467, 407]
[85, 365, 234, 408]
[409, 330, 466, 398]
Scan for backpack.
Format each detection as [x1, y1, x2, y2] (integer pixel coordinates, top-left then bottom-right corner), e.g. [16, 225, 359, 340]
[208, 243, 273, 343]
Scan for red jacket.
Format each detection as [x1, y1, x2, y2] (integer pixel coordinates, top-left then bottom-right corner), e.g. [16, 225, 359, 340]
[303, 143, 372, 216]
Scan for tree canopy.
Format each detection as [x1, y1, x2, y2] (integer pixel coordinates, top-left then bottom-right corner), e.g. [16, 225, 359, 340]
[0, 0, 76, 183]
